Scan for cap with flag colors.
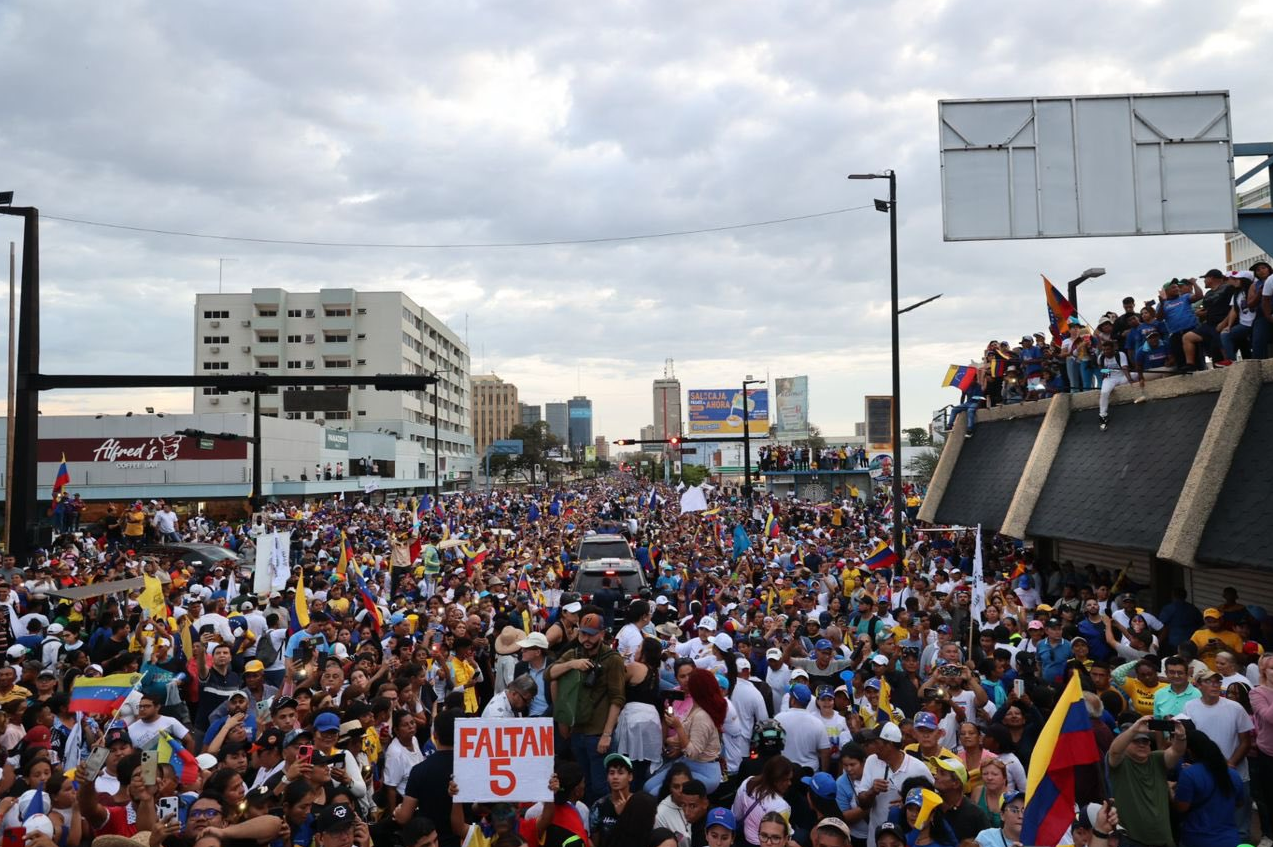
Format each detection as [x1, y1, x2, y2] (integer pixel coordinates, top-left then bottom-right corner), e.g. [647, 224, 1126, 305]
[942, 364, 978, 391]
[863, 541, 899, 570]
[1021, 672, 1100, 846]
[157, 730, 200, 785]
[69, 672, 142, 715]
[1043, 275, 1078, 344]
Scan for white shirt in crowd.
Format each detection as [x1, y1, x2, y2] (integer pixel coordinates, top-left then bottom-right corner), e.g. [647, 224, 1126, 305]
[127, 715, 189, 750]
[857, 752, 934, 847]
[1182, 696, 1254, 780]
[774, 705, 830, 770]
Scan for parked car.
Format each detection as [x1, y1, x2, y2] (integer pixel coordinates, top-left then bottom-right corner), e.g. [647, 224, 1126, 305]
[137, 543, 252, 580]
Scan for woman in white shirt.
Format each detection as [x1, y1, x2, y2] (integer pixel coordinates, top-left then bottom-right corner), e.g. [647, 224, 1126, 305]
[381, 711, 425, 811]
[731, 755, 794, 846]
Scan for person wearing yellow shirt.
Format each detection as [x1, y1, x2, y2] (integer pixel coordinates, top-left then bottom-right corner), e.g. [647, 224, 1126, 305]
[123, 502, 147, 541]
[1122, 658, 1166, 716]
[1190, 608, 1244, 671]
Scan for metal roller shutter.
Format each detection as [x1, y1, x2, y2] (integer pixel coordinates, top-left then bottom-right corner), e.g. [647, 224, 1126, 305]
[1055, 540, 1153, 587]
[1186, 567, 1273, 614]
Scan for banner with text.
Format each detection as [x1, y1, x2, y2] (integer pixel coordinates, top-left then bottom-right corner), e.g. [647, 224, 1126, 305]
[774, 376, 809, 437]
[454, 718, 555, 803]
[688, 388, 769, 436]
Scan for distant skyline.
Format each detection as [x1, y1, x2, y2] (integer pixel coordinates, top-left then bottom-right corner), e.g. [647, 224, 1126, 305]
[3, 2, 1269, 438]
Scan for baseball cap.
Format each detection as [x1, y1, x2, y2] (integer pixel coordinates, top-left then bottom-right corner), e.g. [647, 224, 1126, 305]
[697, 617, 718, 631]
[874, 822, 904, 845]
[1203, 607, 1222, 620]
[814, 638, 833, 651]
[865, 678, 882, 691]
[791, 667, 810, 680]
[195, 753, 219, 770]
[516, 632, 549, 650]
[578, 613, 605, 636]
[802, 772, 837, 799]
[254, 727, 286, 752]
[914, 711, 938, 731]
[1001, 789, 1026, 808]
[878, 722, 903, 743]
[562, 601, 583, 614]
[313, 712, 342, 733]
[271, 696, 298, 714]
[765, 648, 783, 661]
[1195, 669, 1223, 684]
[105, 727, 131, 748]
[704, 808, 736, 832]
[815, 685, 835, 700]
[603, 753, 633, 771]
[1027, 620, 1044, 630]
[933, 757, 968, 786]
[814, 818, 852, 839]
[244, 660, 265, 674]
[711, 633, 733, 652]
[787, 683, 812, 706]
[317, 804, 358, 832]
[1204, 268, 1225, 279]
[22, 726, 51, 750]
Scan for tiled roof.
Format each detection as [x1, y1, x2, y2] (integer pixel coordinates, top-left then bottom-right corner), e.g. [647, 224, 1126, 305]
[933, 415, 1042, 531]
[1027, 392, 1218, 550]
[1196, 383, 1273, 568]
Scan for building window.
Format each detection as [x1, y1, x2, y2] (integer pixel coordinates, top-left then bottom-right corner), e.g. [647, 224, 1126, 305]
[202, 335, 229, 344]
[257, 334, 278, 343]
[327, 411, 351, 420]
[202, 387, 231, 395]
[356, 307, 367, 315]
[257, 359, 279, 368]
[325, 334, 349, 343]
[287, 360, 302, 369]
[357, 410, 366, 416]
[324, 308, 351, 317]
[326, 359, 351, 369]
[287, 335, 302, 343]
[257, 308, 278, 317]
[202, 310, 230, 319]
[287, 309, 302, 318]
[202, 361, 228, 370]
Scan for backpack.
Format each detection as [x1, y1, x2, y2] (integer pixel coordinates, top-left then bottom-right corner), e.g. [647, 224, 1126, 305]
[256, 629, 281, 668]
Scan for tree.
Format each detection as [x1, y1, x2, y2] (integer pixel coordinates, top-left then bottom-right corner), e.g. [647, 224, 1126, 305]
[679, 464, 709, 487]
[486, 421, 562, 484]
[907, 446, 943, 485]
[904, 427, 931, 447]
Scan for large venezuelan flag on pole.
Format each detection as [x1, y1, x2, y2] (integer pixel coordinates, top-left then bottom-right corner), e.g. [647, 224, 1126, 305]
[52, 453, 71, 499]
[1021, 672, 1100, 846]
[1043, 275, 1078, 345]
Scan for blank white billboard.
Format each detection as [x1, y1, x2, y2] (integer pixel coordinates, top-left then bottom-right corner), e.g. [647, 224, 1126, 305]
[939, 91, 1238, 241]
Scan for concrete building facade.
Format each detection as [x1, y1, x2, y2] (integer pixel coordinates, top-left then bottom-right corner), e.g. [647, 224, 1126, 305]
[472, 374, 519, 457]
[594, 436, 609, 462]
[192, 288, 473, 487]
[652, 378, 682, 441]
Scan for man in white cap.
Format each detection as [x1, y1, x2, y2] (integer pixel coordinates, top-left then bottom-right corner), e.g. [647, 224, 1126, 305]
[513, 632, 552, 718]
[730, 655, 770, 742]
[676, 617, 717, 664]
[765, 648, 792, 713]
[856, 723, 933, 847]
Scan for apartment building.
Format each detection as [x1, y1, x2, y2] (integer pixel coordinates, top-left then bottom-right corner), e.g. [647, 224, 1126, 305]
[472, 374, 519, 457]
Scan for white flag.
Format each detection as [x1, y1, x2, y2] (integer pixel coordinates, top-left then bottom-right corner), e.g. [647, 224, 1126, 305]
[970, 524, 986, 623]
[679, 485, 709, 514]
[61, 713, 85, 771]
[255, 531, 292, 595]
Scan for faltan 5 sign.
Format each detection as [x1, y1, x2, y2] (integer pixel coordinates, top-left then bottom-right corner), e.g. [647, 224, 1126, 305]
[38, 436, 248, 464]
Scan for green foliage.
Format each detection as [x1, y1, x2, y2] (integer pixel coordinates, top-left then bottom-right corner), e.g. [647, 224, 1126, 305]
[904, 427, 931, 447]
[678, 464, 709, 486]
[906, 446, 943, 484]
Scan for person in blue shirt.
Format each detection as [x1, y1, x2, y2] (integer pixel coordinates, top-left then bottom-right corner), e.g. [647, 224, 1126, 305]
[1134, 326, 1172, 381]
[1035, 618, 1073, 685]
[1173, 728, 1245, 847]
[1018, 336, 1044, 379]
[946, 379, 985, 439]
[1158, 277, 1206, 370]
[1158, 587, 1204, 655]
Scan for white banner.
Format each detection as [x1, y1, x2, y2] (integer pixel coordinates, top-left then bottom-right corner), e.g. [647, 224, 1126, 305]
[254, 531, 292, 595]
[679, 485, 708, 514]
[364, 480, 380, 494]
[453, 718, 555, 803]
[970, 524, 986, 623]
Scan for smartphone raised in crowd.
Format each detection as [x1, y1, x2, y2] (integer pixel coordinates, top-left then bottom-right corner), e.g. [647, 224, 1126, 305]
[157, 796, 180, 821]
[81, 747, 110, 783]
[297, 744, 313, 765]
[141, 750, 158, 785]
[1013, 679, 1025, 698]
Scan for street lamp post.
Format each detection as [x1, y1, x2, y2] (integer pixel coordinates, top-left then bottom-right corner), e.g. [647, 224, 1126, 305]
[1066, 268, 1106, 312]
[848, 171, 904, 560]
[741, 376, 763, 503]
[0, 195, 38, 561]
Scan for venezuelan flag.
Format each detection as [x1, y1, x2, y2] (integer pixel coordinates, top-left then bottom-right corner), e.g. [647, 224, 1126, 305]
[416, 495, 431, 525]
[349, 567, 384, 632]
[941, 365, 978, 391]
[863, 542, 899, 570]
[52, 453, 70, 498]
[157, 730, 200, 785]
[69, 672, 141, 715]
[763, 512, 779, 539]
[290, 568, 310, 633]
[986, 346, 1013, 379]
[1021, 673, 1099, 846]
[336, 531, 351, 578]
[1043, 275, 1077, 344]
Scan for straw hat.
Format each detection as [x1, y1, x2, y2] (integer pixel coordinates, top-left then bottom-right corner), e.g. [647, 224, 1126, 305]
[494, 625, 525, 655]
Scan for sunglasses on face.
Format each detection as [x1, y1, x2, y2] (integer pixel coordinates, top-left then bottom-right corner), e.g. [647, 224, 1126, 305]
[189, 808, 221, 819]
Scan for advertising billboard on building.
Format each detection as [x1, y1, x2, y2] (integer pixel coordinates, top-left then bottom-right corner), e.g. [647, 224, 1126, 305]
[688, 389, 768, 436]
[864, 396, 893, 449]
[774, 376, 809, 437]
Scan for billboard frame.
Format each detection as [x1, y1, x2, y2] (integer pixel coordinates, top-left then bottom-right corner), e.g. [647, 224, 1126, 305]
[939, 91, 1237, 241]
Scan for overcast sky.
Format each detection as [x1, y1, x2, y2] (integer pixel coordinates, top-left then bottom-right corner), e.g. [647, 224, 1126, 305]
[3, 1, 1270, 441]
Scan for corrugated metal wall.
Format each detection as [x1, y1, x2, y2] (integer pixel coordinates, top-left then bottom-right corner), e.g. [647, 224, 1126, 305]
[1186, 567, 1273, 613]
[1055, 540, 1154, 586]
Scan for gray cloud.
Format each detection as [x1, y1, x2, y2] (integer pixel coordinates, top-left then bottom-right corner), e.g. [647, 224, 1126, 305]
[2, 0, 1270, 441]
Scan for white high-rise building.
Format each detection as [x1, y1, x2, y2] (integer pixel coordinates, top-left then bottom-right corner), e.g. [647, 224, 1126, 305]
[1226, 182, 1272, 272]
[192, 288, 473, 487]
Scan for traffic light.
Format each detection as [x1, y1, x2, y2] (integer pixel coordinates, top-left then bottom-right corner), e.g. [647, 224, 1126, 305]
[668, 436, 681, 446]
[613, 439, 636, 446]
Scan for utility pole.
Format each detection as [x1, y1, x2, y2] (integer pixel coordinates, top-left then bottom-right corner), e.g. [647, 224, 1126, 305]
[4, 242, 14, 551]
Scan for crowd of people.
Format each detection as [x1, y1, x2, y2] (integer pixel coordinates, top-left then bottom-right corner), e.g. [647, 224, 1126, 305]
[757, 447, 869, 474]
[948, 262, 1273, 435]
[0, 475, 1263, 847]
